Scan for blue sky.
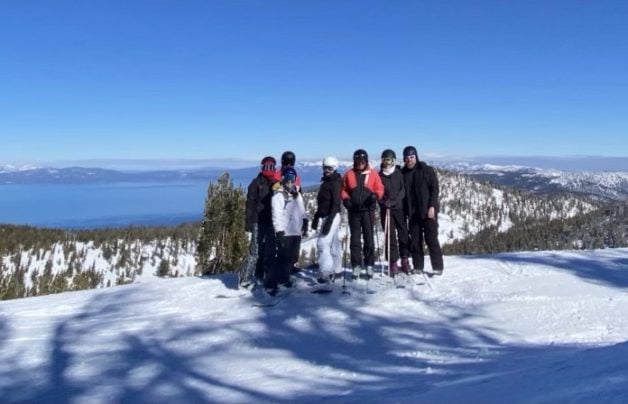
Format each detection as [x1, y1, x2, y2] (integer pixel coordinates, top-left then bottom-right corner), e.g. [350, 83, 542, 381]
[1, 0, 627, 164]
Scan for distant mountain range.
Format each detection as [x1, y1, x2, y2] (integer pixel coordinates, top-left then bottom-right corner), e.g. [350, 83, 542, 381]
[2, 159, 628, 201]
[447, 163, 628, 201]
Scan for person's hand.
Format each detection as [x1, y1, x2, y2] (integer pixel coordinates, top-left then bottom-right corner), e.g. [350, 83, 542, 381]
[342, 199, 352, 211]
[311, 216, 319, 232]
[275, 231, 285, 249]
[301, 218, 309, 237]
[366, 193, 377, 207]
[427, 206, 435, 219]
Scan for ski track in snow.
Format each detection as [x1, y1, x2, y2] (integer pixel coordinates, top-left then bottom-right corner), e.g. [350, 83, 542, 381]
[1, 248, 628, 403]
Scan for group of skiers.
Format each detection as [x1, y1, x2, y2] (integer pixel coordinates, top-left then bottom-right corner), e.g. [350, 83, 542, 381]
[239, 147, 444, 296]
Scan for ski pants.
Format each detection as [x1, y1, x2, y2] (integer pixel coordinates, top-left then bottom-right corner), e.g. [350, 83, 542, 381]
[348, 209, 375, 268]
[408, 214, 443, 271]
[380, 208, 409, 264]
[316, 213, 341, 275]
[257, 222, 277, 281]
[266, 235, 300, 289]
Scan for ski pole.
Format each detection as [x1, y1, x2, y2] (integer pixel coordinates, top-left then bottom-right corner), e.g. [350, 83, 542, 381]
[373, 208, 381, 279]
[341, 233, 350, 295]
[386, 209, 391, 279]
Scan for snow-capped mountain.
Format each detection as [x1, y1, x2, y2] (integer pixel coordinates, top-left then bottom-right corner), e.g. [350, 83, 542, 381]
[3, 159, 628, 202]
[0, 164, 40, 174]
[445, 162, 628, 201]
[1, 248, 627, 402]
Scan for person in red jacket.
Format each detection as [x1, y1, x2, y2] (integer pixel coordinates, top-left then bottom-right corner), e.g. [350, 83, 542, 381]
[341, 149, 384, 280]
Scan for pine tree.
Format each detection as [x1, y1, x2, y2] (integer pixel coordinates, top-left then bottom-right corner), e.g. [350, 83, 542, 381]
[196, 173, 248, 275]
[157, 259, 170, 277]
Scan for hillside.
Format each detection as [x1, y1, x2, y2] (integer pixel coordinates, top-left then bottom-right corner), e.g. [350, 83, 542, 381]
[448, 163, 628, 201]
[446, 201, 628, 254]
[1, 248, 627, 402]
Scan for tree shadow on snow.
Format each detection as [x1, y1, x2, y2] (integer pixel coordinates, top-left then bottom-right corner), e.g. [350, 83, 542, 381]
[1, 274, 627, 403]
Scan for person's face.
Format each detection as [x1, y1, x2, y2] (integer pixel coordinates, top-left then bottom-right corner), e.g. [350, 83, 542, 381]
[322, 165, 334, 177]
[382, 157, 394, 168]
[283, 179, 295, 192]
[403, 154, 417, 168]
[354, 155, 367, 170]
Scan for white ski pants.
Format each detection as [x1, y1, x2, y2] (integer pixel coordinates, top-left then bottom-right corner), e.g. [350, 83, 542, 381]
[316, 213, 341, 275]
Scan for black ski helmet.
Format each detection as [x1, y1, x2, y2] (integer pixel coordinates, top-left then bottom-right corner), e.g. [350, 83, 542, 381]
[402, 145, 418, 158]
[281, 151, 296, 167]
[381, 149, 396, 160]
[353, 149, 368, 162]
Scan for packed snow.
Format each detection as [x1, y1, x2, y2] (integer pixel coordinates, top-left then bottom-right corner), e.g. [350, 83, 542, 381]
[1, 248, 627, 403]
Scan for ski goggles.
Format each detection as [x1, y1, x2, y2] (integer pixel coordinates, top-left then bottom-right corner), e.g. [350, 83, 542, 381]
[323, 165, 335, 172]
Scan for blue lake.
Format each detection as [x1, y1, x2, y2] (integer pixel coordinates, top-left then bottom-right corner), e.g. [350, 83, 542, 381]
[0, 182, 212, 228]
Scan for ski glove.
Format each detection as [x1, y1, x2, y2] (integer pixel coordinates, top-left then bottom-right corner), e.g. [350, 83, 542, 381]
[321, 215, 333, 236]
[275, 231, 285, 249]
[311, 215, 320, 232]
[365, 193, 377, 207]
[342, 199, 352, 212]
[301, 218, 309, 237]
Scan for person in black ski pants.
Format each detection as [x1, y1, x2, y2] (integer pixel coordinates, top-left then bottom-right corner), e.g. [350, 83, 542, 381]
[240, 156, 278, 287]
[276, 150, 308, 273]
[378, 149, 410, 276]
[341, 149, 384, 279]
[269, 167, 306, 296]
[401, 145, 444, 275]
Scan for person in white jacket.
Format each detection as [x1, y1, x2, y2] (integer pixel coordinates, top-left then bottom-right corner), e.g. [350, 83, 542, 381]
[269, 167, 306, 296]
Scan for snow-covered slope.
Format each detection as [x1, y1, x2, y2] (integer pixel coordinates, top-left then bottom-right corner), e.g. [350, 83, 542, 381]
[1, 248, 627, 403]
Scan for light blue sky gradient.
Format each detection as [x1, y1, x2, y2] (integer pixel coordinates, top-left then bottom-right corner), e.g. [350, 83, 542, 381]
[1, 0, 627, 164]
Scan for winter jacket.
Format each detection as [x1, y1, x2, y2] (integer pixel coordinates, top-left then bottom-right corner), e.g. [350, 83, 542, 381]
[378, 165, 405, 211]
[245, 173, 276, 231]
[341, 165, 384, 212]
[401, 161, 439, 219]
[272, 189, 306, 237]
[315, 172, 342, 219]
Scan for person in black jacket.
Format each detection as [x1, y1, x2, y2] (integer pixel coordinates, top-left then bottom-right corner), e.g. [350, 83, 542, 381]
[239, 156, 278, 287]
[401, 146, 444, 275]
[378, 149, 410, 276]
[311, 156, 343, 283]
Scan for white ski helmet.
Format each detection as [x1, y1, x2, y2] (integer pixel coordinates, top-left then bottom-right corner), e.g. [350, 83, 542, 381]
[322, 156, 338, 170]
